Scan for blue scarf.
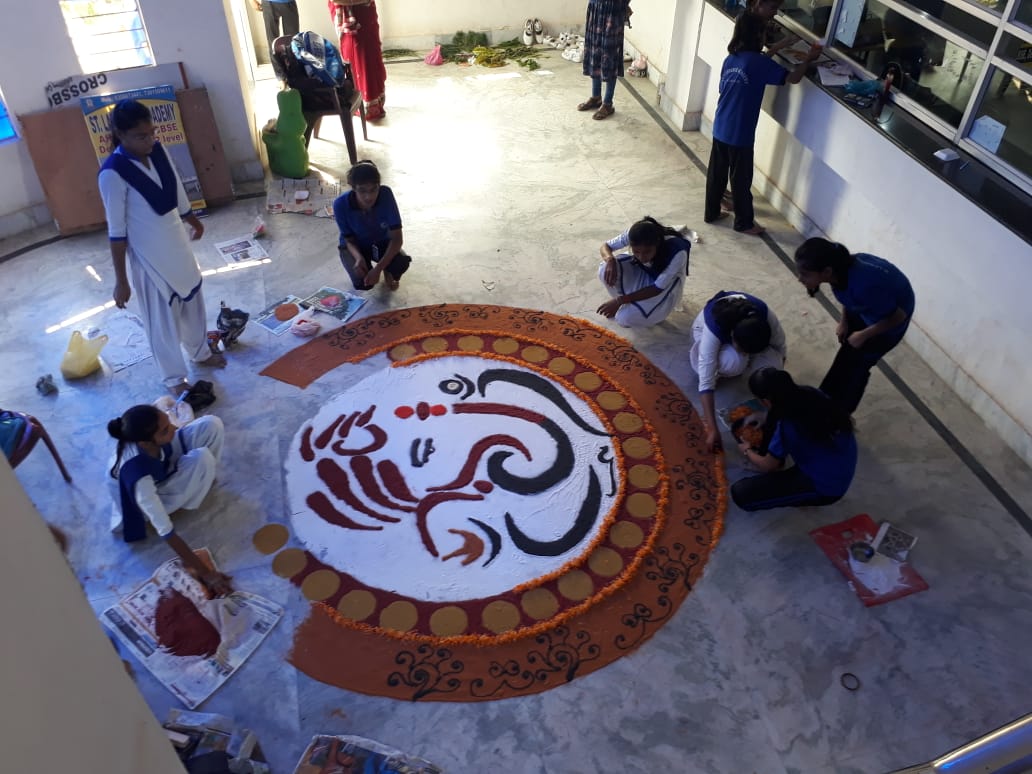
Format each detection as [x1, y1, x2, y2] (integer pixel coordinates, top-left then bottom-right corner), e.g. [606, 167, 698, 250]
[117, 442, 175, 542]
[703, 290, 768, 344]
[101, 142, 179, 216]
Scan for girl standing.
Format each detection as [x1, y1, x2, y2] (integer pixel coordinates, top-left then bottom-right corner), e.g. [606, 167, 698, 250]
[98, 100, 223, 394]
[330, 0, 388, 121]
[578, 0, 633, 120]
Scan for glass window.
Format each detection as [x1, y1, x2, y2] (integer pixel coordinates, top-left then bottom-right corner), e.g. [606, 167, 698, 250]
[778, 0, 837, 37]
[1015, 0, 1032, 27]
[967, 68, 1032, 179]
[999, 31, 1032, 68]
[59, 0, 154, 73]
[0, 94, 16, 143]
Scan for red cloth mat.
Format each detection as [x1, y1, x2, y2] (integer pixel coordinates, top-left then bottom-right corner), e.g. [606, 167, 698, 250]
[810, 513, 928, 607]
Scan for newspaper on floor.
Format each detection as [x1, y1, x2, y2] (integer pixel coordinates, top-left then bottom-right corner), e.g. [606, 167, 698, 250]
[215, 235, 269, 266]
[301, 286, 366, 322]
[92, 310, 152, 372]
[293, 735, 442, 774]
[254, 294, 306, 335]
[101, 549, 283, 709]
[267, 174, 340, 217]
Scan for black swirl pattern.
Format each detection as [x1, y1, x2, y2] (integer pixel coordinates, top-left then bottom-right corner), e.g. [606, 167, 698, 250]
[387, 645, 465, 700]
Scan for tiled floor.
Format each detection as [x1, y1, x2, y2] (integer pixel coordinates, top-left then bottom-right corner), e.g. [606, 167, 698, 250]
[4, 53, 1032, 773]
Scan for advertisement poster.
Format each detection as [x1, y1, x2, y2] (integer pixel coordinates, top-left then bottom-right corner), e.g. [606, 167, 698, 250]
[81, 84, 206, 211]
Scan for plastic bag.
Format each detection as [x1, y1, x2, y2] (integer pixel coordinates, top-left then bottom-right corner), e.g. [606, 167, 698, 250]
[290, 317, 322, 337]
[424, 44, 444, 66]
[60, 329, 107, 379]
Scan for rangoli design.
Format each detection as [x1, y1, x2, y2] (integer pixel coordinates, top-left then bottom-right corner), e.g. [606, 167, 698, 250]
[257, 305, 725, 701]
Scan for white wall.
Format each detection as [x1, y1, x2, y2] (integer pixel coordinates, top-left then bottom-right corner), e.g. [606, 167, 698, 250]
[680, 5, 1032, 464]
[0, 458, 187, 774]
[0, 0, 261, 237]
[624, 0, 677, 81]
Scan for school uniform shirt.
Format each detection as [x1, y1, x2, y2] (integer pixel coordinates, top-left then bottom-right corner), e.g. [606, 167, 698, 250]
[768, 416, 858, 497]
[332, 185, 402, 254]
[833, 253, 916, 335]
[98, 143, 201, 303]
[692, 291, 786, 393]
[712, 51, 788, 148]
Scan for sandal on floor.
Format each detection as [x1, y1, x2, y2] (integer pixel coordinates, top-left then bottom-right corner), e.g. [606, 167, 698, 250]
[577, 96, 603, 111]
[592, 103, 615, 120]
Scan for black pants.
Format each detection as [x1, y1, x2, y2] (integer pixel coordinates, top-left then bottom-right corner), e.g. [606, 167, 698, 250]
[731, 466, 842, 512]
[820, 311, 908, 414]
[705, 138, 756, 231]
[339, 244, 412, 291]
[264, 1, 300, 79]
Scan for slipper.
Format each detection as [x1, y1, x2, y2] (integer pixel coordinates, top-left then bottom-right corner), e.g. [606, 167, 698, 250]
[577, 96, 603, 111]
[592, 103, 615, 120]
[522, 19, 535, 46]
[182, 380, 216, 412]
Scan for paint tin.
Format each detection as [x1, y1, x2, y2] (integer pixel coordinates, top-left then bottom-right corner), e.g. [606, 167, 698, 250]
[849, 541, 875, 562]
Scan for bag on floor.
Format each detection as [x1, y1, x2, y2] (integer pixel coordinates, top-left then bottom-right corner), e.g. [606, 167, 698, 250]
[60, 329, 107, 379]
[424, 44, 444, 66]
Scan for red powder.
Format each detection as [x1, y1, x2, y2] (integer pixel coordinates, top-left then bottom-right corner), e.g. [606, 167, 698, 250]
[154, 589, 221, 658]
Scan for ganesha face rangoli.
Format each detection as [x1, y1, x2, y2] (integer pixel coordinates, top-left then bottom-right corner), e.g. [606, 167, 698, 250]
[286, 356, 622, 601]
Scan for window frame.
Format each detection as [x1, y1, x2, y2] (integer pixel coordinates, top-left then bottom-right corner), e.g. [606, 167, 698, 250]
[59, 0, 155, 75]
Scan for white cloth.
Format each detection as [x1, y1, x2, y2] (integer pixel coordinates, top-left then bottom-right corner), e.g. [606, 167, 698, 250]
[109, 416, 224, 537]
[689, 303, 787, 392]
[599, 231, 688, 328]
[99, 148, 208, 387]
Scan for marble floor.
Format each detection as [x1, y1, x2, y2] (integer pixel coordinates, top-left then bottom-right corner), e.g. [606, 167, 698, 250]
[4, 54, 1032, 774]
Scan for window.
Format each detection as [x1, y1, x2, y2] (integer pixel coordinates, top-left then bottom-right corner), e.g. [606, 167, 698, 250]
[0, 94, 16, 143]
[59, 0, 154, 73]
[735, 0, 1032, 188]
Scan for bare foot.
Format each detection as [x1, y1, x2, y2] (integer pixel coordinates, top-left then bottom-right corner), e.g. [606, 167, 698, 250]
[199, 353, 227, 368]
[739, 224, 766, 236]
[705, 212, 730, 223]
[386, 276, 400, 291]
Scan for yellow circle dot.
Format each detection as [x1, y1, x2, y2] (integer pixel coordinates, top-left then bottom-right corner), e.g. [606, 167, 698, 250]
[548, 357, 576, 375]
[628, 465, 660, 489]
[574, 372, 602, 392]
[457, 335, 484, 351]
[421, 337, 448, 353]
[626, 492, 658, 519]
[597, 391, 628, 411]
[521, 346, 549, 363]
[520, 588, 560, 620]
[379, 601, 419, 632]
[301, 569, 341, 601]
[613, 412, 644, 433]
[588, 547, 624, 578]
[252, 524, 289, 555]
[481, 601, 521, 633]
[389, 343, 417, 361]
[271, 548, 307, 578]
[493, 338, 519, 354]
[610, 521, 645, 549]
[557, 570, 594, 601]
[429, 606, 469, 636]
[622, 437, 653, 459]
[337, 589, 377, 621]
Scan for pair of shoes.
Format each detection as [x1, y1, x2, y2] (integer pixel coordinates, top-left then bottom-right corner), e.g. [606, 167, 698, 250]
[522, 18, 544, 45]
[592, 103, 615, 120]
[561, 45, 583, 63]
[578, 96, 603, 111]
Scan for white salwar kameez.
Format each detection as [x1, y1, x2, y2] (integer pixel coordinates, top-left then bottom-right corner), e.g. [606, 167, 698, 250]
[689, 297, 787, 392]
[598, 231, 689, 328]
[99, 146, 209, 388]
[109, 416, 224, 536]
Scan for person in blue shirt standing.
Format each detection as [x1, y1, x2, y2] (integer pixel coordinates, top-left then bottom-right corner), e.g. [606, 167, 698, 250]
[332, 160, 411, 291]
[732, 368, 857, 511]
[704, 12, 821, 235]
[795, 237, 916, 414]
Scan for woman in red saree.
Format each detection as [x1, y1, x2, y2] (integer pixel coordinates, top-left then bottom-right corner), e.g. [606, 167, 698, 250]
[329, 0, 387, 121]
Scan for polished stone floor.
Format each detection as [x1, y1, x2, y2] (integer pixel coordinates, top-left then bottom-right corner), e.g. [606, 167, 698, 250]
[4, 55, 1032, 774]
